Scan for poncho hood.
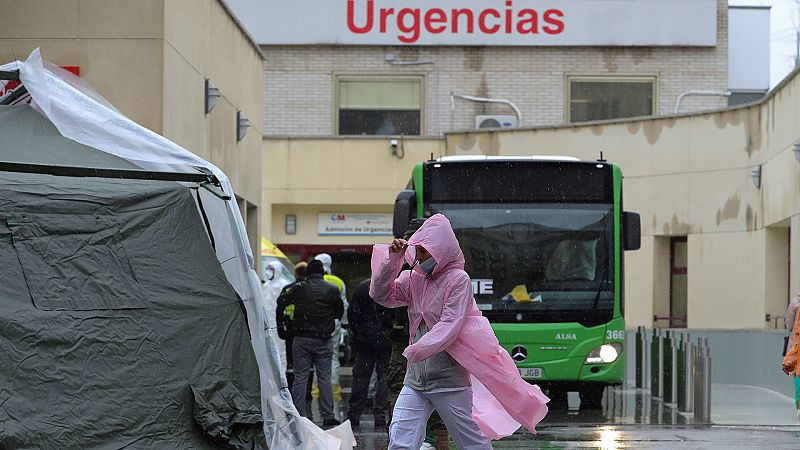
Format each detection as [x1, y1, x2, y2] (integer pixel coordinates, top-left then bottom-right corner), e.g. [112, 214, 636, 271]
[406, 213, 464, 276]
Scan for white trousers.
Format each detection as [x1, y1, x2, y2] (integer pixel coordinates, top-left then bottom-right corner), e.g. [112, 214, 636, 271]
[330, 325, 341, 386]
[389, 386, 492, 450]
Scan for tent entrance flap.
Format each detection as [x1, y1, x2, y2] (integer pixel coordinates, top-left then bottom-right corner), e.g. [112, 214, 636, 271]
[0, 161, 231, 200]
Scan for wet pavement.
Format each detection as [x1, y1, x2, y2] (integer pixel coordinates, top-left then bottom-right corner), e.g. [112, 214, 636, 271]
[308, 373, 800, 449]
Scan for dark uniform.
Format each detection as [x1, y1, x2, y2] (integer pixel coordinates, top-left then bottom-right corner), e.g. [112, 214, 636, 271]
[347, 279, 392, 428]
[277, 260, 343, 426]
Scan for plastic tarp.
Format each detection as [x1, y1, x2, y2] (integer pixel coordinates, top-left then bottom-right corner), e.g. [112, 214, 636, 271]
[7, 48, 354, 449]
[0, 168, 263, 448]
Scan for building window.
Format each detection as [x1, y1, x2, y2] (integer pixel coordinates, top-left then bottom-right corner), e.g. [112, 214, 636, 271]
[728, 90, 767, 107]
[337, 77, 422, 135]
[567, 76, 656, 123]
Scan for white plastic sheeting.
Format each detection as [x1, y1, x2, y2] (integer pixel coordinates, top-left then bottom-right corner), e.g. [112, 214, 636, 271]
[262, 260, 292, 371]
[16, 48, 354, 450]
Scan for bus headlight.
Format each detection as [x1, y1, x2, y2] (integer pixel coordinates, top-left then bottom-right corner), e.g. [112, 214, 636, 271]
[585, 343, 622, 364]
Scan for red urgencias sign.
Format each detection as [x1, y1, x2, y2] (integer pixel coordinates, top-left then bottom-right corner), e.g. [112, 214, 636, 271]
[227, 0, 717, 47]
[346, 0, 564, 44]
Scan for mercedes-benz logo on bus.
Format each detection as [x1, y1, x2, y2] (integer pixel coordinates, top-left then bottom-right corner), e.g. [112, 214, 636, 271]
[511, 345, 528, 363]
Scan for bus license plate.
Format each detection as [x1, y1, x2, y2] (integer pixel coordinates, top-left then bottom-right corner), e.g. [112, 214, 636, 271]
[519, 368, 542, 379]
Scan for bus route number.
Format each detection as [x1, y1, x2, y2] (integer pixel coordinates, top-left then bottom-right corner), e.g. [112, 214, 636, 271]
[606, 330, 625, 340]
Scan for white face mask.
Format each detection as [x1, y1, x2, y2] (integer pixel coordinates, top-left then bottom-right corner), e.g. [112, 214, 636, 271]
[419, 257, 437, 273]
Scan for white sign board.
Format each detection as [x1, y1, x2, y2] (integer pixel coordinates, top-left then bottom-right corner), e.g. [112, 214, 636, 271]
[224, 0, 717, 46]
[318, 213, 393, 235]
[728, 7, 770, 91]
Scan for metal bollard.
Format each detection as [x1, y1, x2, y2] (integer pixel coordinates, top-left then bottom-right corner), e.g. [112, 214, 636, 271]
[676, 333, 685, 408]
[636, 326, 645, 389]
[692, 342, 701, 419]
[681, 333, 694, 412]
[679, 333, 693, 413]
[702, 339, 712, 421]
[650, 329, 662, 398]
[663, 330, 678, 404]
[643, 327, 650, 392]
[662, 330, 673, 403]
[670, 332, 679, 404]
[693, 337, 712, 423]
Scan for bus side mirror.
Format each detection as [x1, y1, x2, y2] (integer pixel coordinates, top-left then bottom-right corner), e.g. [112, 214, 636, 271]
[623, 211, 641, 251]
[393, 190, 416, 238]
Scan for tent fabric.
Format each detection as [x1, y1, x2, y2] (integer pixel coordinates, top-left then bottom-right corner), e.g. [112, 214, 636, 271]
[0, 170, 263, 448]
[17, 49, 312, 448]
[4, 48, 355, 449]
[9, 213, 149, 311]
[191, 382, 265, 448]
[0, 106, 141, 170]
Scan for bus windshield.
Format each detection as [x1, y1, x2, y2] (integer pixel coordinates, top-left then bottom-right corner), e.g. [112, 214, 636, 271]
[429, 202, 615, 324]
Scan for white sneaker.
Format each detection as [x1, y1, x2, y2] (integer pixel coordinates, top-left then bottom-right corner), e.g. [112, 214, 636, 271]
[796, 409, 800, 420]
[419, 443, 435, 450]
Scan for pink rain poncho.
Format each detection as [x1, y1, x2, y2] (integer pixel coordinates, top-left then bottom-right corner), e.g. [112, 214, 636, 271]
[369, 214, 549, 439]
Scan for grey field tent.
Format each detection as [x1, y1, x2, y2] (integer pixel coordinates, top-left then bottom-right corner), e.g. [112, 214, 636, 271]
[0, 105, 266, 448]
[0, 50, 354, 449]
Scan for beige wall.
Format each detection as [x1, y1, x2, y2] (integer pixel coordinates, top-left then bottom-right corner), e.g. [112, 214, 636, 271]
[1, 0, 264, 256]
[765, 226, 790, 327]
[624, 236, 656, 327]
[261, 65, 791, 331]
[793, 215, 800, 301]
[262, 137, 442, 245]
[688, 231, 763, 328]
[439, 66, 800, 329]
[164, 0, 263, 205]
[254, 0, 795, 331]
[0, 0, 166, 132]
[271, 204, 395, 246]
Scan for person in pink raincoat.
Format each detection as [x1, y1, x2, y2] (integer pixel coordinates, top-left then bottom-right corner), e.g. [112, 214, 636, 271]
[370, 214, 549, 449]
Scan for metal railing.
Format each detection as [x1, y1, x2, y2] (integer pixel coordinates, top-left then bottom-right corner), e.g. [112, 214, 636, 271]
[635, 326, 712, 423]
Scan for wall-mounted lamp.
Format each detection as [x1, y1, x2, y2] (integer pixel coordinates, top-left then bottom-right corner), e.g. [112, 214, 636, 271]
[237, 111, 250, 142]
[793, 141, 800, 163]
[285, 214, 297, 235]
[205, 79, 220, 113]
[750, 165, 761, 189]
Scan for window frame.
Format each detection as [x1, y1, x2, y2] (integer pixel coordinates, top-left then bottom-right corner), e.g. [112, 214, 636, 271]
[564, 75, 659, 124]
[334, 74, 426, 136]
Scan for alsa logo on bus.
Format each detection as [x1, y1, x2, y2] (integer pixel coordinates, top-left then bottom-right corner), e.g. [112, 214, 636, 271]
[347, 0, 565, 44]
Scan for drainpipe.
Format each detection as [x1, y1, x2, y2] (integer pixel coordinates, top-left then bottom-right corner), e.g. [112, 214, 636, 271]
[673, 90, 731, 114]
[450, 92, 522, 128]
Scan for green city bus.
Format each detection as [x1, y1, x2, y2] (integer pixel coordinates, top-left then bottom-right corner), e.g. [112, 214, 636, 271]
[392, 156, 640, 408]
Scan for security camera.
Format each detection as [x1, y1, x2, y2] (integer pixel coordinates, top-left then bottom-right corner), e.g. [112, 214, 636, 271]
[389, 138, 404, 158]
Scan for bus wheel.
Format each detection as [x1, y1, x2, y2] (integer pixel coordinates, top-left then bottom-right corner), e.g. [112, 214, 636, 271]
[578, 386, 604, 409]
